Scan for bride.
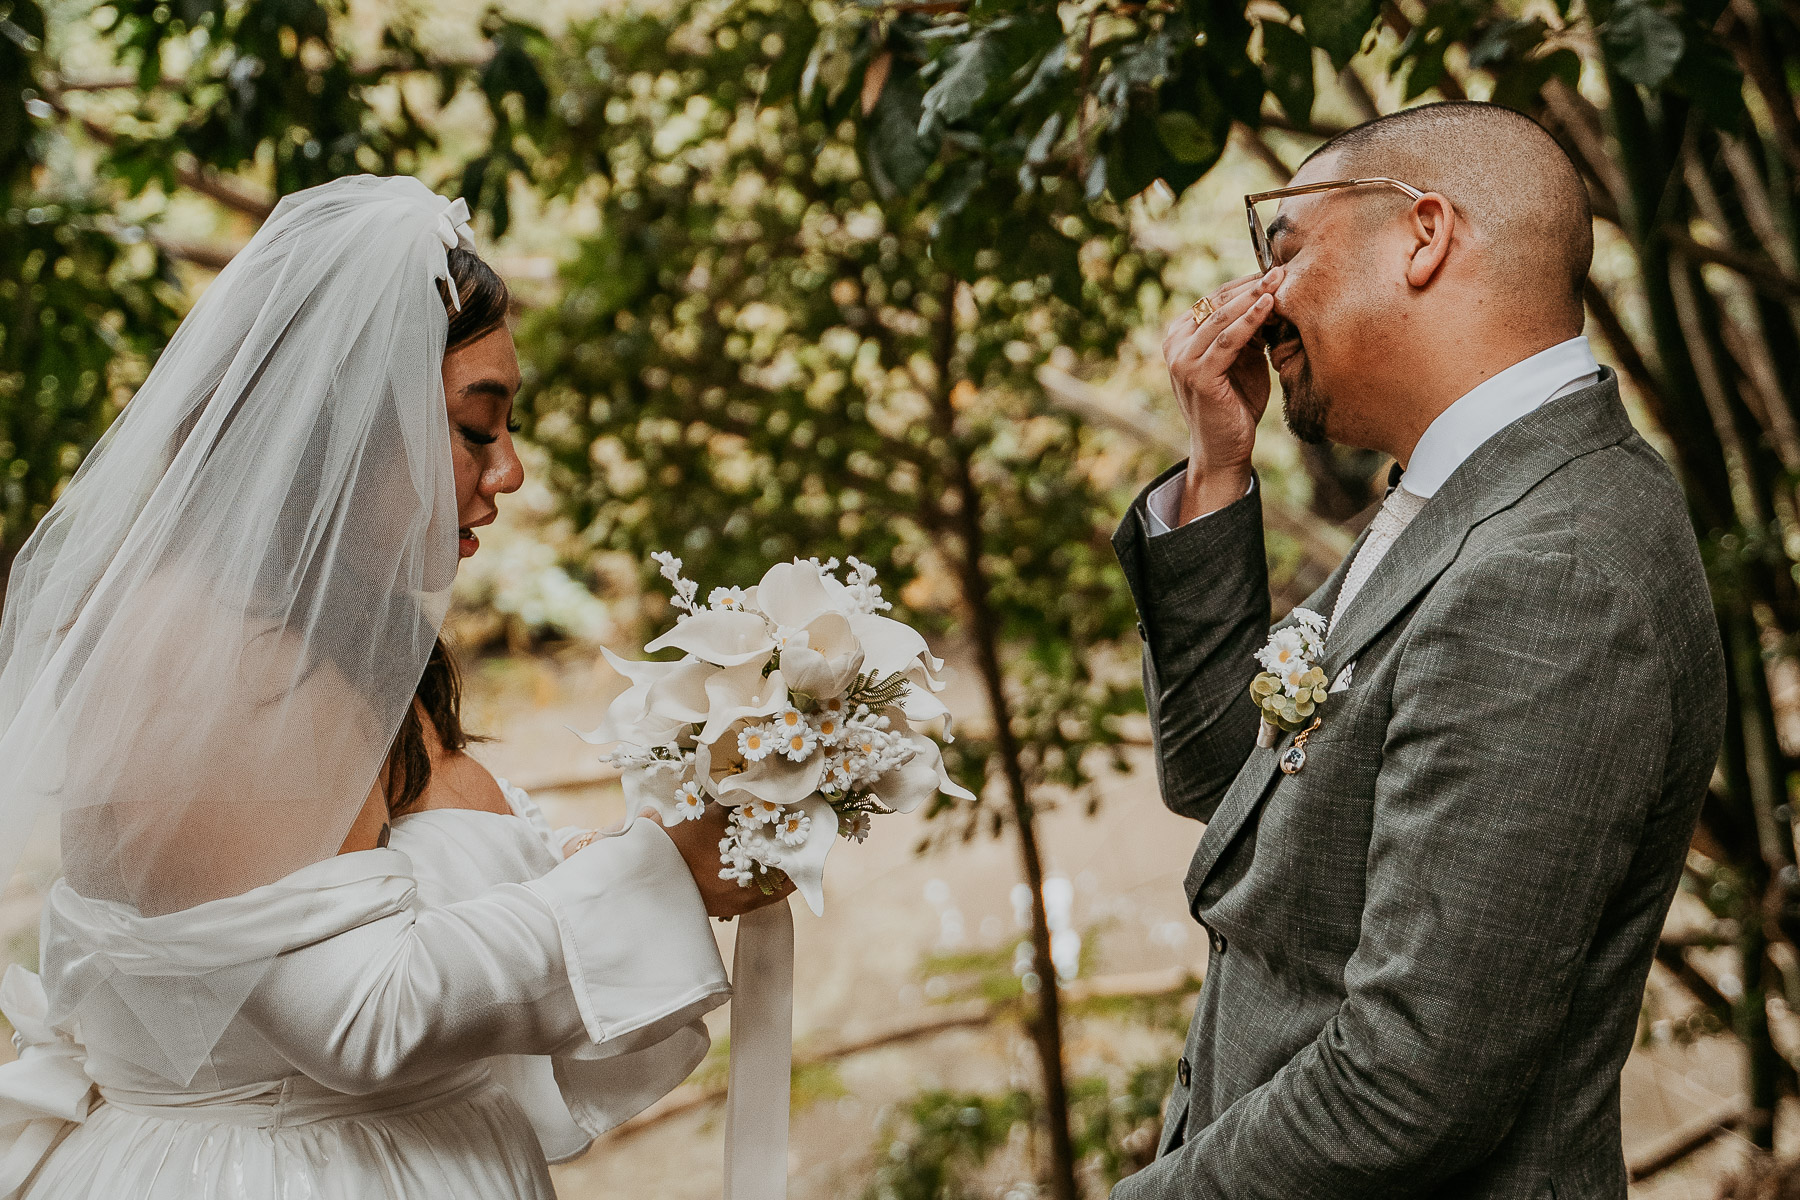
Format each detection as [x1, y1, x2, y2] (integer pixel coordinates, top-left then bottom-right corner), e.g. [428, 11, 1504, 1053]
[0, 174, 785, 1198]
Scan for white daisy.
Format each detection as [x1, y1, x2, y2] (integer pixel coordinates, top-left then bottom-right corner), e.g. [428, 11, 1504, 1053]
[743, 797, 783, 825]
[737, 723, 775, 762]
[1255, 627, 1308, 675]
[813, 711, 845, 747]
[776, 809, 811, 847]
[842, 812, 872, 843]
[671, 779, 706, 821]
[778, 723, 819, 762]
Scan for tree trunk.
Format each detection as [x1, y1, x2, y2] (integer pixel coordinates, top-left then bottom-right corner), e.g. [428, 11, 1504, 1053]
[926, 276, 1080, 1200]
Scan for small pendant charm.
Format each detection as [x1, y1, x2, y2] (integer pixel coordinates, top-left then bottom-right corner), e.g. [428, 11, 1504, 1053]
[1279, 744, 1307, 775]
[1256, 718, 1278, 749]
[1278, 716, 1323, 776]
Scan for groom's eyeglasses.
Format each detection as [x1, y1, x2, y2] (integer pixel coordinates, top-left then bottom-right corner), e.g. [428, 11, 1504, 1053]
[1244, 178, 1427, 272]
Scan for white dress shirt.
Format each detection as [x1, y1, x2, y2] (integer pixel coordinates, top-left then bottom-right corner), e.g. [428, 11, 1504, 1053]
[1145, 335, 1603, 534]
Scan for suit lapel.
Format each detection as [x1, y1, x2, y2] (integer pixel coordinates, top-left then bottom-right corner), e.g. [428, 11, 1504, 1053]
[1183, 371, 1635, 912]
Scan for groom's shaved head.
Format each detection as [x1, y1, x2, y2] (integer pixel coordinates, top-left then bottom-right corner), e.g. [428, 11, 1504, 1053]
[1304, 101, 1592, 321]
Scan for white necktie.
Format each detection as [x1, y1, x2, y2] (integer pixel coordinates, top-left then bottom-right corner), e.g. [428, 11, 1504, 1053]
[1329, 485, 1428, 633]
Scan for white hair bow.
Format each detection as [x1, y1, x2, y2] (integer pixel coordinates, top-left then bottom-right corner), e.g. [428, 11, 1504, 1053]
[435, 197, 477, 312]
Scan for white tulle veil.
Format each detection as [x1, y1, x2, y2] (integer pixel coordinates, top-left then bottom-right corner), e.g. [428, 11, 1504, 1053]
[0, 175, 470, 1081]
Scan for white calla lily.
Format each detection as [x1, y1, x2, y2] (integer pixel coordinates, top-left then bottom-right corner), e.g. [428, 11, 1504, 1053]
[765, 796, 838, 916]
[755, 560, 838, 630]
[697, 662, 789, 745]
[645, 609, 775, 667]
[715, 747, 827, 808]
[778, 612, 865, 698]
[847, 611, 937, 680]
[621, 759, 687, 826]
[896, 682, 951, 734]
[576, 649, 706, 745]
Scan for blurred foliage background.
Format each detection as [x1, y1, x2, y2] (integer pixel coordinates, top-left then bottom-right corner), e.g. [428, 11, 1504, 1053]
[7, 0, 1800, 1192]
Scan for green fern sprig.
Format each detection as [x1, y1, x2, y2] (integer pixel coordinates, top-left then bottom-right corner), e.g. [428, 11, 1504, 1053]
[848, 670, 911, 709]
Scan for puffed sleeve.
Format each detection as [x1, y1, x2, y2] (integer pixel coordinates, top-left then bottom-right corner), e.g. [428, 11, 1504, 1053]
[240, 819, 729, 1106]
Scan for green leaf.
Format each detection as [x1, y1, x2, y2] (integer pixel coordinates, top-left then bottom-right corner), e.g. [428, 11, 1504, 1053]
[1489, 47, 1581, 113]
[1667, 29, 1746, 133]
[1291, 0, 1378, 70]
[1604, 0, 1685, 89]
[918, 13, 1058, 136]
[1259, 21, 1315, 127]
[862, 65, 936, 200]
[761, 9, 819, 105]
[1155, 110, 1215, 163]
[1106, 103, 1165, 200]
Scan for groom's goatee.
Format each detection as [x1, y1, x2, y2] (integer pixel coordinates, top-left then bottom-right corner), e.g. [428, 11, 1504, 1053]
[1280, 370, 1330, 445]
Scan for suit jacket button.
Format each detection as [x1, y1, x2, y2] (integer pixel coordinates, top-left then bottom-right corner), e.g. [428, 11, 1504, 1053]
[1177, 1056, 1191, 1088]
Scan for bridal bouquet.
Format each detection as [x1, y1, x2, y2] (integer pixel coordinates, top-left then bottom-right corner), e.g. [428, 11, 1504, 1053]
[579, 553, 973, 915]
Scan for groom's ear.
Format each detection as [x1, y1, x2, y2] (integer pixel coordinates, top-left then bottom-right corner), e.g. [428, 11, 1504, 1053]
[1403, 193, 1455, 290]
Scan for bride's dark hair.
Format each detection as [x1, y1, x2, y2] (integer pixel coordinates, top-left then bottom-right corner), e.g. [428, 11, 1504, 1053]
[386, 246, 510, 817]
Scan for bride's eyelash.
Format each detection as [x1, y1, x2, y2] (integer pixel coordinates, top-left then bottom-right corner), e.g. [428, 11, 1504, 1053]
[460, 425, 498, 447]
[506, 416, 521, 434]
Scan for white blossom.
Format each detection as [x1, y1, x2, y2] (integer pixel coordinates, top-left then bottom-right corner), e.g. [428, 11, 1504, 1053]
[842, 811, 872, 843]
[742, 797, 783, 825]
[672, 779, 706, 821]
[651, 550, 701, 614]
[777, 808, 812, 847]
[1255, 627, 1308, 675]
[738, 723, 776, 762]
[776, 722, 818, 762]
[708, 586, 749, 610]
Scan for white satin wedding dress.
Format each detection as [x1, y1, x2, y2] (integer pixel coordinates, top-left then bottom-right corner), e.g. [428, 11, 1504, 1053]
[3, 782, 725, 1200]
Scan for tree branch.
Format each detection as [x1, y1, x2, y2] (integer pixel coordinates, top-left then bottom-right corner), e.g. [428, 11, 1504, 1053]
[41, 88, 275, 220]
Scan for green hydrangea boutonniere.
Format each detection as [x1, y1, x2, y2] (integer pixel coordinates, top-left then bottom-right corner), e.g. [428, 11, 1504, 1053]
[1249, 608, 1329, 742]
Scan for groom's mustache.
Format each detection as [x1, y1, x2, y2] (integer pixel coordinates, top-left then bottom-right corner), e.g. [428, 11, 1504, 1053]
[1260, 315, 1302, 363]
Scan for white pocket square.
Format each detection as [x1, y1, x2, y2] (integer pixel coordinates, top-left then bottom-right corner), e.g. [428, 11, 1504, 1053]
[1329, 662, 1355, 693]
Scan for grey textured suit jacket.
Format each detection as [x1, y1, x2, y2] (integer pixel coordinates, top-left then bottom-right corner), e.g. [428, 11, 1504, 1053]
[1109, 374, 1725, 1200]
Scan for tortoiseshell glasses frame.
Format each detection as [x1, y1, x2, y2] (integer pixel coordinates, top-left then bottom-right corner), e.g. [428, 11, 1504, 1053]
[1244, 177, 1427, 271]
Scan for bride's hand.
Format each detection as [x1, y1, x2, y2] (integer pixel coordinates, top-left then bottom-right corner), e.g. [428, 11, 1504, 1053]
[655, 803, 796, 920]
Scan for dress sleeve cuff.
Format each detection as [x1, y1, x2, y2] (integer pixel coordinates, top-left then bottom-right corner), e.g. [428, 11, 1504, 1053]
[522, 820, 730, 1048]
[1145, 471, 1256, 536]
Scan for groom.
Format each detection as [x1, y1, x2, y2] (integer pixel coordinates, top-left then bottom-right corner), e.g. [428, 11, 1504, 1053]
[1112, 101, 1725, 1199]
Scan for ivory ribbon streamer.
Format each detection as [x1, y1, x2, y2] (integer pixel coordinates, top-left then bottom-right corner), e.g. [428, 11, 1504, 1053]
[723, 900, 794, 1200]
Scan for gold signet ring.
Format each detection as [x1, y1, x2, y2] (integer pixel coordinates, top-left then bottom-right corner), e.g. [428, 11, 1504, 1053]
[1191, 296, 1216, 321]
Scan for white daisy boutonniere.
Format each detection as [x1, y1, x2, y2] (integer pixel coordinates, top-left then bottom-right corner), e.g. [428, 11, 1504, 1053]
[1249, 608, 1329, 754]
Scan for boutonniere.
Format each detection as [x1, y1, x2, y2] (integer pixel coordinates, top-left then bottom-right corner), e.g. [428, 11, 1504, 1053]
[1249, 608, 1329, 773]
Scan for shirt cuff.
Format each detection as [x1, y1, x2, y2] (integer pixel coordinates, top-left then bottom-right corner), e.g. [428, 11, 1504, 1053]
[1146, 472, 1257, 536]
